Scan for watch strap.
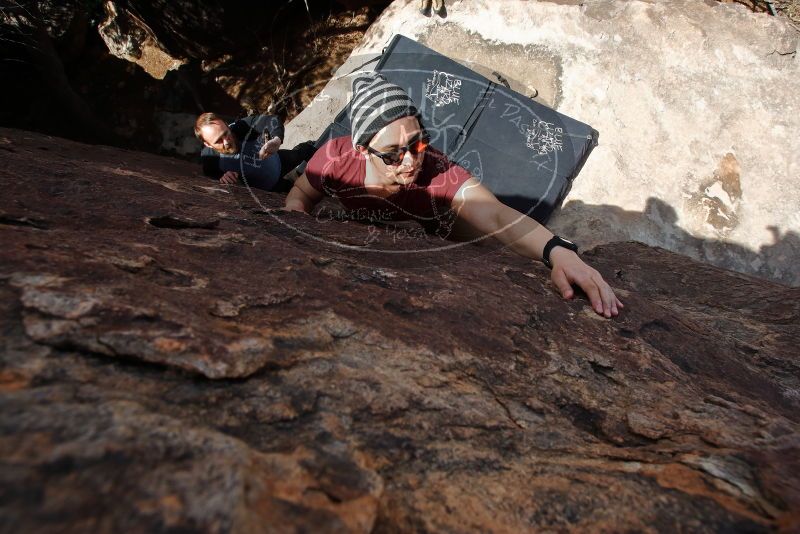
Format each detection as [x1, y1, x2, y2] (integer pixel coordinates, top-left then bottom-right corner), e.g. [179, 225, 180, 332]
[542, 236, 578, 269]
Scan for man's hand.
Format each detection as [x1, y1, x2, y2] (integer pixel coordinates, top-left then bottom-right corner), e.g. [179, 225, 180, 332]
[258, 137, 282, 159]
[549, 247, 623, 318]
[219, 171, 240, 185]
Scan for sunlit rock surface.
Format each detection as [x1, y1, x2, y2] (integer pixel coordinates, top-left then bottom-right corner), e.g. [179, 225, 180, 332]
[286, 0, 800, 287]
[0, 127, 799, 531]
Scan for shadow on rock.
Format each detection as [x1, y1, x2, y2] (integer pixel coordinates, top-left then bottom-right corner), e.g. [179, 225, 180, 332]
[550, 197, 800, 287]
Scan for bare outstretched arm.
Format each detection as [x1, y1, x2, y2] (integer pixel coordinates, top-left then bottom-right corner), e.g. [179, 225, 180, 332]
[451, 178, 623, 317]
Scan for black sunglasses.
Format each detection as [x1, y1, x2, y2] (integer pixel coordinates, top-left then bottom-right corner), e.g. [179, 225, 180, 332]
[366, 132, 431, 166]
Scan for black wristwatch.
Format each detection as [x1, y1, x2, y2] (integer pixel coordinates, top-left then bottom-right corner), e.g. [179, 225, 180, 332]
[542, 236, 578, 269]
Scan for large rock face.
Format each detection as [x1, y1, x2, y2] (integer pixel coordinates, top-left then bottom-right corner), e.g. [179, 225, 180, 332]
[286, 0, 800, 287]
[1, 127, 799, 531]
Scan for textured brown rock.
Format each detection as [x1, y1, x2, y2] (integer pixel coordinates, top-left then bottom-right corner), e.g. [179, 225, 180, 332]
[1, 127, 799, 532]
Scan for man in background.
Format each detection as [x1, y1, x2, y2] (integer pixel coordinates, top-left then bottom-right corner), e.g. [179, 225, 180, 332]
[195, 112, 316, 192]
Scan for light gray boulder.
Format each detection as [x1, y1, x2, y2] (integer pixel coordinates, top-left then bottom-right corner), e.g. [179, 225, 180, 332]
[286, 0, 799, 286]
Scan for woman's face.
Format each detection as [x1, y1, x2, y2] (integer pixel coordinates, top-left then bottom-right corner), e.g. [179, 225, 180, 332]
[362, 116, 426, 186]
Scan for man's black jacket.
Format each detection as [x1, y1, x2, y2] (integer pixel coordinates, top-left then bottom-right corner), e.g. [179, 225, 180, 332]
[200, 114, 285, 179]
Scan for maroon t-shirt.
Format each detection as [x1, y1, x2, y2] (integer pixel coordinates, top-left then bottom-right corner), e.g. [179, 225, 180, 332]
[305, 136, 472, 229]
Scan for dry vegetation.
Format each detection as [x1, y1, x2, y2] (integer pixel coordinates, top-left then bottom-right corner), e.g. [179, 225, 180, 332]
[208, 7, 379, 122]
